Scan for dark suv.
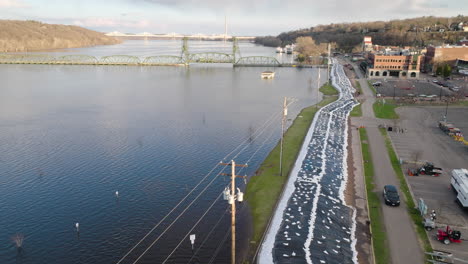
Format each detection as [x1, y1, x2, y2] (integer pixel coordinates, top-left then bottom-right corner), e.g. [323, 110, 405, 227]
[383, 185, 400, 206]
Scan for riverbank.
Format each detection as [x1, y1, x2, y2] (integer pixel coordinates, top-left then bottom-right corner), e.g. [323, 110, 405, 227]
[0, 20, 120, 52]
[245, 84, 338, 262]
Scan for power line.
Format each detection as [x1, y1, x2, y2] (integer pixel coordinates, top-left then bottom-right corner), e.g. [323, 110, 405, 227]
[120, 110, 282, 264]
[206, 204, 248, 264]
[171, 124, 278, 264]
[161, 123, 279, 264]
[161, 189, 226, 264]
[186, 207, 229, 264]
[207, 225, 231, 264]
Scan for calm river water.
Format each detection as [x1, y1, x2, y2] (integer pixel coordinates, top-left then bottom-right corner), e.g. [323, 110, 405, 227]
[0, 40, 325, 264]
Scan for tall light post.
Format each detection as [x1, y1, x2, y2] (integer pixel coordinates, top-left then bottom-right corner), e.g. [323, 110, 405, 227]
[439, 85, 443, 101]
[445, 99, 449, 122]
[280, 97, 287, 177]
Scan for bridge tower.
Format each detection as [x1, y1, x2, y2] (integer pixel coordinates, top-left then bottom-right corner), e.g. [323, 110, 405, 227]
[232, 37, 241, 64]
[181, 37, 189, 64]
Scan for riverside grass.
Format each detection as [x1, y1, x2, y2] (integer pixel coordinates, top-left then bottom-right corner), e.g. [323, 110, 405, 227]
[359, 128, 390, 264]
[319, 82, 339, 96]
[245, 85, 338, 258]
[379, 128, 433, 254]
[373, 99, 399, 119]
[350, 103, 362, 117]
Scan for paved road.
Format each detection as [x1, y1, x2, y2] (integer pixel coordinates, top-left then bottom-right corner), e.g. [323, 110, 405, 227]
[349, 61, 424, 264]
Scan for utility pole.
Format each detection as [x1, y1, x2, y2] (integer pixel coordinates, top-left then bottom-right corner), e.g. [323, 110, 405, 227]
[316, 70, 321, 108]
[327, 43, 331, 83]
[280, 97, 287, 176]
[220, 160, 247, 264]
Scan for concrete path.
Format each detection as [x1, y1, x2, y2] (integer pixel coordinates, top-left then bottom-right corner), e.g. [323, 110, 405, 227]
[349, 61, 424, 264]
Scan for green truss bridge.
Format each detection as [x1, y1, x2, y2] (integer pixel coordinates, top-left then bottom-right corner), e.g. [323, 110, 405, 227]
[0, 38, 321, 67]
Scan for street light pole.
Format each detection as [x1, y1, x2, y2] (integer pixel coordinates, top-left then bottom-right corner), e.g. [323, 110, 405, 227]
[280, 97, 287, 177]
[439, 86, 443, 101]
[445, 99, 449, 122]
[393, 85, 396, 100]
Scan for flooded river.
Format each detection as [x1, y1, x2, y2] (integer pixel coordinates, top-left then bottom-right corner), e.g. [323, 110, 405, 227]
[0, 40, 325, 263]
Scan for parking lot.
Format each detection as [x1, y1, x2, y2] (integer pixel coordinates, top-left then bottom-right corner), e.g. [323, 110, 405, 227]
[383, 106, 468, 260]
[373, 79, 454, 98]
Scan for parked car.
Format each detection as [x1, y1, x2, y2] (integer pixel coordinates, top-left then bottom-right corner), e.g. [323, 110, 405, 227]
[432, 79, 439, 83]
[372, 81, 382, 86]
[383, 185, 400, 206]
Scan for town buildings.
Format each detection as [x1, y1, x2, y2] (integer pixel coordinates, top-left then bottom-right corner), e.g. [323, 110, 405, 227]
[424, 45, 468, 72]
[367, 53, 422, 78]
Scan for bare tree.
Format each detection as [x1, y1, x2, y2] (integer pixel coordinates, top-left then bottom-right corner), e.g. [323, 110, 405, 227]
[295, 36, 327, 57]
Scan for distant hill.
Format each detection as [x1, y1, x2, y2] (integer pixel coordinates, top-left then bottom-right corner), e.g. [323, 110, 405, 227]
[0, 20, 121, 52]
[256, 16, 468, 52]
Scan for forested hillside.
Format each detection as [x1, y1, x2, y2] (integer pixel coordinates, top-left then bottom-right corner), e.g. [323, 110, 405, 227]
[0, 20, 121, 52]
[256, 16, 468, 52]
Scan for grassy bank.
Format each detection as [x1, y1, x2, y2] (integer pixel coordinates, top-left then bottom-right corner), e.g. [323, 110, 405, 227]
[355, 80, 362, 94]
[379, 128, 433, 253]
[245, 91, 338, 259]
[367, 80, 377, 95]
[359, 128, 390, 264]
[319, 83, 339, 96]
[350, 103, 362, 117]
[373, 99, 399, 119]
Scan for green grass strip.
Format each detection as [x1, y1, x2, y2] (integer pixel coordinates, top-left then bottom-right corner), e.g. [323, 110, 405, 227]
[379, 128, 433, 254]
[350, 103, 362, 117]
[359, 128, 390, 264]
[367, 80, 377, 95]
[245, 87, 338, 257]
[319, 83, 339, 96]
[355, 80, 362, 94]
[373, 99, 399, 119]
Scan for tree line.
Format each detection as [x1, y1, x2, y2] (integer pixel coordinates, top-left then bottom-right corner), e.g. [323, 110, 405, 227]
[255, 16, 468, 52]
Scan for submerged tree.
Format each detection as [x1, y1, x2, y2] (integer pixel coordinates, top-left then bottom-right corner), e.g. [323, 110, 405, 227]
[11, 234, 24, 248]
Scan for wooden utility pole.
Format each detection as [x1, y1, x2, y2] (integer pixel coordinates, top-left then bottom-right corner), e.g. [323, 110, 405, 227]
[327, 43, 331, 83]
[280, 97, 287, 176]
[316, 69, 321, 108]
[220, 160, 247, 264]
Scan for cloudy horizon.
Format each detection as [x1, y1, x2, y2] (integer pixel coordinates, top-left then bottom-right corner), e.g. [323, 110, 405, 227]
[0, 0, 467, 35]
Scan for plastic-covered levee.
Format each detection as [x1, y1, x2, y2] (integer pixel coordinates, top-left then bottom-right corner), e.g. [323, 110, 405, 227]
[259, 59, 359, 264]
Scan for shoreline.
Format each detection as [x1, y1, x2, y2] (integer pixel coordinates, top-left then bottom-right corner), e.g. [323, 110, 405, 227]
[0, 42, 121, 53]
[244, 87, 339, 262]
[246, 61, 362, 263]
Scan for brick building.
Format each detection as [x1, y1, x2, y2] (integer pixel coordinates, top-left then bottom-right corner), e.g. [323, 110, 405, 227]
[363, 36, 373, 52]
[367, 53, 422, 78]
[424, 45, 468, 72]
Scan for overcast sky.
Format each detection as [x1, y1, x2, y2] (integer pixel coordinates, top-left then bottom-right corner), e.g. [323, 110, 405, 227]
[1, 0, 467, 35]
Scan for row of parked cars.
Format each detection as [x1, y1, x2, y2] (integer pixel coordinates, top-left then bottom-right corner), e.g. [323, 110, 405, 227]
[432, 79, 461, 92]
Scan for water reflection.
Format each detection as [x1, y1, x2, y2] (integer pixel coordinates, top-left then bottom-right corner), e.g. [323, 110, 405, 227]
[0, 41, 325, 264]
